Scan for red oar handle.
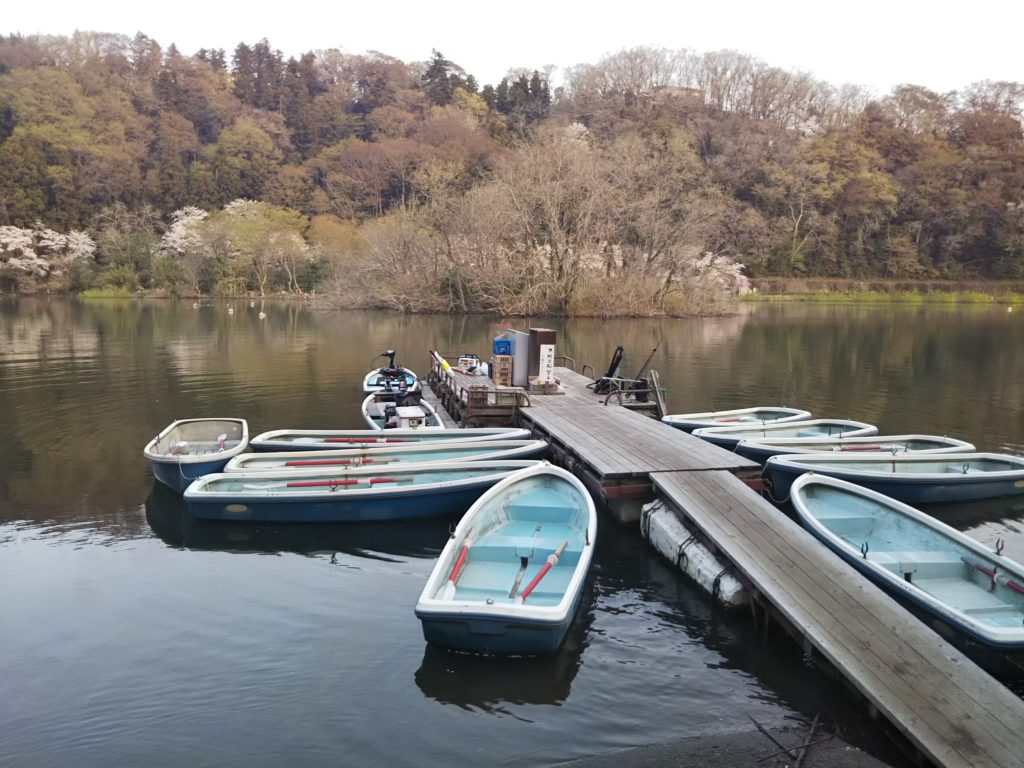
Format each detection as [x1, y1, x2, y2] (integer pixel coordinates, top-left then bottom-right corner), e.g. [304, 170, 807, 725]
[519, 540, 569, 601]
[449, 546, 471, 584]
[965, 558, 1024, 594]
[447, 529, 477, 588]
[839, 445, 883, 452]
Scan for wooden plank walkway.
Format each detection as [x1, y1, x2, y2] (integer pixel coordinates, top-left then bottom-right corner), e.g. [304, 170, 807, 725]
[522, 404, 757, 477]
[653, 470, 1024, 768]
[417, 383, 458, 429]
[518, 390, 760, 523]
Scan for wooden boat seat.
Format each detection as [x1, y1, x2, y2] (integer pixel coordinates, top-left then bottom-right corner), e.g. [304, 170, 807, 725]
[453, 559, 575, 606]
[454, 561, 519, 600]
[916, 577, 1014, 611]
[504, 489, 579, 523]
[469, 542, 582, 567]
[824, 516, 876, 537]
[864, 550, 965, 579]
[885, 550, 963, 563]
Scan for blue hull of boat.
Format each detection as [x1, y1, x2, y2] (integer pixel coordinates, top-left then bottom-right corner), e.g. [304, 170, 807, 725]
[186, 481, 495, 523]
[768, 465, 1024, 504]
[419, 591, 584, 654]
[150, 457, 233, 495]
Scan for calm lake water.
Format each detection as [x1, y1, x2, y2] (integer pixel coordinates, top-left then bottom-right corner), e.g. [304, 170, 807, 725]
[2, 297, 1023, 767]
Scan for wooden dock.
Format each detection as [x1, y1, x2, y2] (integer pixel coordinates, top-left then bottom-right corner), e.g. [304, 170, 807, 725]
[522, 402, 760, 520]
[425, 359, 1024, 767]
[429, 362, 757, 520]
[654, 470, 1024, 768]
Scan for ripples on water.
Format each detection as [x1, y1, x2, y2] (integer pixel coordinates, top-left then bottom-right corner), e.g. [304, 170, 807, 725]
[5, 298, 1023, 767]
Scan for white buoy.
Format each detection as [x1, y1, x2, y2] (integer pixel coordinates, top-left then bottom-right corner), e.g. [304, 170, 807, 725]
[258, 311, 267, 319]
[641, 499, 747, 608]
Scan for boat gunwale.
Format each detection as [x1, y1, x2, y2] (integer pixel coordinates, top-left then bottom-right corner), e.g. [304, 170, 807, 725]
[143, 418, 250, 465]
[662, 406, 812, 429]
[415, 463, 597, 624]
[790, 473, 1024, 648]
[736, 434, 976, 453]
[184, 460, 544, 501]
[248, 427, 532, 449]
[223, 439, 550, 471]
[693, 418, 878, 439]
[767, 451, 1024, 481]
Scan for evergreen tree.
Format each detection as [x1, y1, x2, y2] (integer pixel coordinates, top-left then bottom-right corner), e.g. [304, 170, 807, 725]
[421, 50, 454, 106]
[481, 84, 497, 110]
[231, 43, 255, 104]
[251, 39, 283, 111]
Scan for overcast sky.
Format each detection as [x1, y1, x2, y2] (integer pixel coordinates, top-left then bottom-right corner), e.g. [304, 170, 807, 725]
[3, 0, 1022, 95]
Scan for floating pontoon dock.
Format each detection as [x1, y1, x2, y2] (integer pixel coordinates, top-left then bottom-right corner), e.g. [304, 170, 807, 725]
[425, 359, 1024, 768]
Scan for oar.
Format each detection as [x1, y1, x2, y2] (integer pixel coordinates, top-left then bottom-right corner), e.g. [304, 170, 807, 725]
[963, 557, 1024, 595]
[286, 478, 361, 488]
[517, 540, 569, 603]
[441, 528, 476, 600]
[283, 457, 397, 467]
[323, 437, 412, 444]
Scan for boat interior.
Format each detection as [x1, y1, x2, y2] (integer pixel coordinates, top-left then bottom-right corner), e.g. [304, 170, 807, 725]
[444, 485, 588, 608]
[151, 420, 246, 457]
[809, 487, 1024, 630]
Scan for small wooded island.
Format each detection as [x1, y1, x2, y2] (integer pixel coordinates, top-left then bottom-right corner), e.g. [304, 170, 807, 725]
[1, 34, 1022, 315]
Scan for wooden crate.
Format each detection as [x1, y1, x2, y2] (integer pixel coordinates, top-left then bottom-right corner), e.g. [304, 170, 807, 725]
[493, 354, 513, 386]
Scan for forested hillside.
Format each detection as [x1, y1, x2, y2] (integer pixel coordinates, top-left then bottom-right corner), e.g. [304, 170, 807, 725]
[0, 33, 1022, 314]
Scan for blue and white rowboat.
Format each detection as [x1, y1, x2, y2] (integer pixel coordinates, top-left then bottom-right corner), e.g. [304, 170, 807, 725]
[183, 460, 542, 522]
[693, 419, 877, 450]
[661, 406, 811, 433]
[790, 473, 1024, 651]
[223, 440, 550, 471]
[735, 434, 976, 465]
[766, 452, 1024, 504]
[144, 418, 249, 494]
[415, 463, 597, 654]
[249, 427, 531, 452]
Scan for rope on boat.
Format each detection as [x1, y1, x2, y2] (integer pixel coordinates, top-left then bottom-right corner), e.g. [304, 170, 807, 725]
[759, 469, 791, 506]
